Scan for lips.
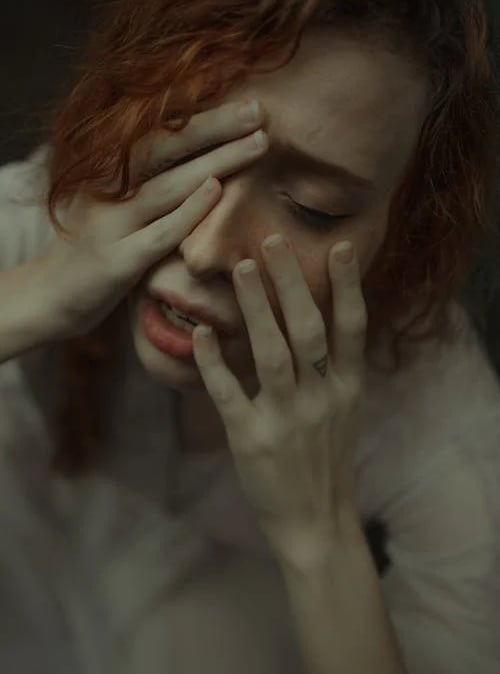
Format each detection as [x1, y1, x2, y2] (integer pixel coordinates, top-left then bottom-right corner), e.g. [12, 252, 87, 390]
[147, 288, 238, 338]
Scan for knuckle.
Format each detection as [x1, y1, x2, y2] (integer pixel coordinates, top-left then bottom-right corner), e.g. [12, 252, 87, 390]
[300, 400, 330, 427]
[260, 345, 292, 377]
[89, 243, 115, 277]
[212, 383, 235, 407]
[342, 377, 364, 406]
[136, 179, 180, 222]
[145, 216, 172, 250]
[133, 180, 153, 213]
[134, 130, 179, 182]
[144, 224, 162, 250]
[181, 192, 205, 222]
[93, 237, 113, 262]
[127, 195, 145, 225]
[338, 303, 368, 333]
[294, 312, 325, 347]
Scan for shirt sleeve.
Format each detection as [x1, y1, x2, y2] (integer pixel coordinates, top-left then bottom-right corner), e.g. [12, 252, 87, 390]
[0, 145, 56, 271]
[380, 443, 500, 674]
[356, 301, 500, 674]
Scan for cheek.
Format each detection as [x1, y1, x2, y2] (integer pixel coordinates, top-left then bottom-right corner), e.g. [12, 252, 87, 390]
[127, 288, 142, 326]
[357, 211, 390, 276]
[303, 276, 333, 337]
[358, 247, 375, 279]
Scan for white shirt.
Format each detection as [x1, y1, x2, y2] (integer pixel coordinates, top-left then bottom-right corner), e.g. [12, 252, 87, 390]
[0, 146, 499, 674]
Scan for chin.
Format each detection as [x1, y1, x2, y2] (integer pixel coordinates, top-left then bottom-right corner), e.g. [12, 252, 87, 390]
[126, 292, 257, 392]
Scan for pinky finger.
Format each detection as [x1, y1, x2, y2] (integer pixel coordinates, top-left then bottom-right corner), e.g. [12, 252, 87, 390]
[112, 175, 221, 280]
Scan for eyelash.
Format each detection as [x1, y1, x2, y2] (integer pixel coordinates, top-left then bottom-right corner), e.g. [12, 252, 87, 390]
[145, 161, 349, 233]
[286, 199, 349, 233]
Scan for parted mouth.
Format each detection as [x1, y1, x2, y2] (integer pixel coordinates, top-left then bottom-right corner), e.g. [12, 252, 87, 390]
[147, 289, 238, 338]
[160, 301, 199, 327]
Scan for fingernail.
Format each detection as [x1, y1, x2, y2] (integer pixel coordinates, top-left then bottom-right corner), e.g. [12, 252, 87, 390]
[250, 99, 261, 123]
[237, 260, 257, 275]
[253, 130, 268, 150]
[196, 325, 213, 338]
[204, 176, 218, 193]
[263, 234, 284, 250]
[334, 241, 354, 264]
[239, 98, 261, 125]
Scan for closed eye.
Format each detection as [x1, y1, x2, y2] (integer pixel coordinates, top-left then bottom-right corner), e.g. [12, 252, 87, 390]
[285, 196, 351, 233]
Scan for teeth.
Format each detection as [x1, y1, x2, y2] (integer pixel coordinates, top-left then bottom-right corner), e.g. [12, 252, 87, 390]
[170, 304, 198, 325]
[175, 310, 196, 324]
[160, 303, 196, 334]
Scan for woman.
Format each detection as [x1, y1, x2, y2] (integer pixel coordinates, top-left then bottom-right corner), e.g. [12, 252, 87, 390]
[0, 0, 499, 672]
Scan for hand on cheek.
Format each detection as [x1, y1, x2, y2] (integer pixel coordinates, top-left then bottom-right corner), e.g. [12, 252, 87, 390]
[192, 232, 367, 552]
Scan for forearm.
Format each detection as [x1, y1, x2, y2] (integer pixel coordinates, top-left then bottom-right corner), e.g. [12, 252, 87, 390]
[0, 260, 61, 364]
[273, 508, 408, 674]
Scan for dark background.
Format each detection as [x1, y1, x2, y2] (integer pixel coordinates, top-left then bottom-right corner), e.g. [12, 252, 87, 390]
[1, 0, 499, 374]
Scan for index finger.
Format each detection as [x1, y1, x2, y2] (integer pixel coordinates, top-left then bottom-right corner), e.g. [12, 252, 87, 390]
[131, 98, 264, 184]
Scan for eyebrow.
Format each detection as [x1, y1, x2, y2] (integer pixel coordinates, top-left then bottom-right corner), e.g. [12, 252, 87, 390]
[272, 135, 376, 193]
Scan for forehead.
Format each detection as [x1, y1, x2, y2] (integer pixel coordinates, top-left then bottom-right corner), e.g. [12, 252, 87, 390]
[230, 26, 431, 193]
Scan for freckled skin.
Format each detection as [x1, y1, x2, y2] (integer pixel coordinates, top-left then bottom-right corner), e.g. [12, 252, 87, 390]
[127, 24, 430, 451]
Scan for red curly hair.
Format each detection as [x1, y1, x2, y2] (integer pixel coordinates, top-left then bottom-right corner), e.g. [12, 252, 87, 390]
[42, 0, 499, 477]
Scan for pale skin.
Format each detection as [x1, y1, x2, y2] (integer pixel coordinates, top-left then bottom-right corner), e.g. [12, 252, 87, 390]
[0, 20, 434, 673]
[127, 24, 431, 454]
[125, 27, 431, 672]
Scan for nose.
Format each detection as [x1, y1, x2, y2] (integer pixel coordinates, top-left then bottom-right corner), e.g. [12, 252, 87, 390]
[178, 172, 270, 281]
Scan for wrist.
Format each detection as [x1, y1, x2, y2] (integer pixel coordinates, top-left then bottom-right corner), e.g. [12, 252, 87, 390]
[0, 259, 64, 363]
[263, 504, 362, 575]
[33, 245, 82, 341]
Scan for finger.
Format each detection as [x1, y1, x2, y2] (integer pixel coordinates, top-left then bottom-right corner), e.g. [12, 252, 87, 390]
[110, 175, 221, 281]
[233, 258, 295, 395]
[134, 128, 267, 226]
[261, 235, 329, 388]
[131, 98, 264, 184]
[192, 326, 254, 446]
[329, 242, 367, 386]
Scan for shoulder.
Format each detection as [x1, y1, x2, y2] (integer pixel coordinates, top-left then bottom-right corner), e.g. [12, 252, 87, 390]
[0, 145, 51, 200]
[0, 145, 56, 269]
[362, 299, 500, 454]
[357, 298, 500, 513]
[357, 306, 500, 668]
